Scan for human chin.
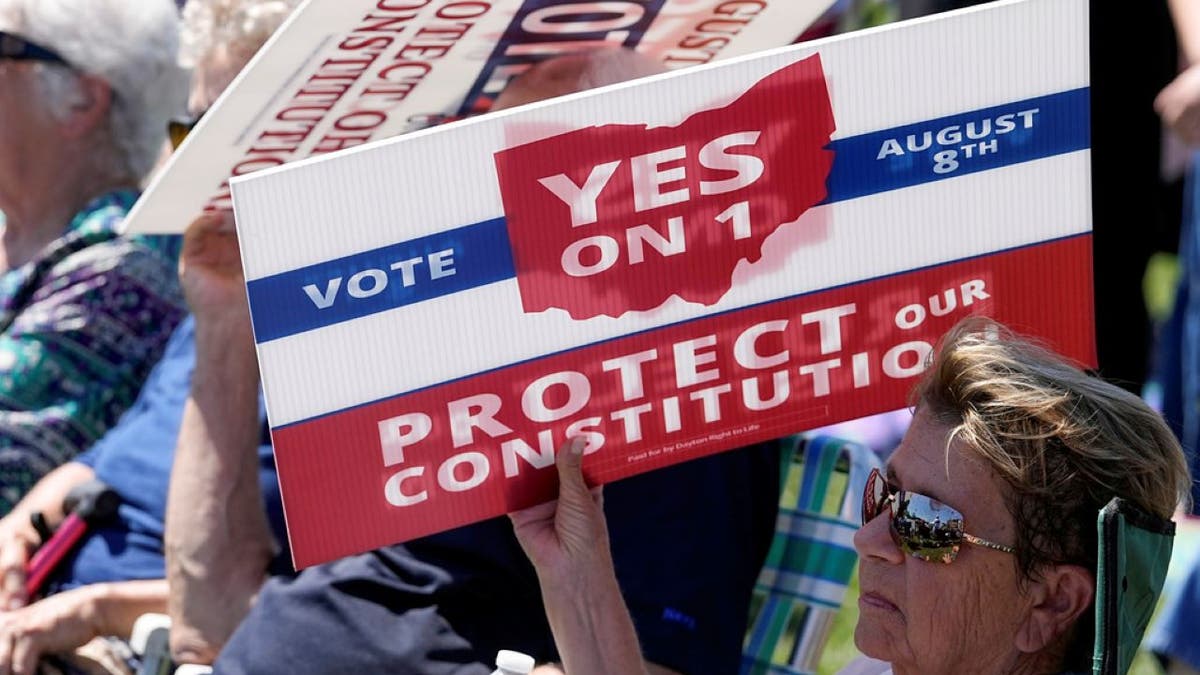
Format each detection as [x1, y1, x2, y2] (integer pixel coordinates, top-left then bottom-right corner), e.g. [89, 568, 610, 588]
[853, 589, 909, 662]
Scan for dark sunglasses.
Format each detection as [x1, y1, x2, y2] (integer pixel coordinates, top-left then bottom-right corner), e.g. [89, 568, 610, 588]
[0, 31, 68, 66]
[168, 110, 206, 150]
[861, 467, 1015, 563]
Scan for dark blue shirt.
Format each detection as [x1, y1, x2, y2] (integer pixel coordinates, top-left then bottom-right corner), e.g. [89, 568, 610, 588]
[217, 443, 780, 675]
[53, 316, 289, 591]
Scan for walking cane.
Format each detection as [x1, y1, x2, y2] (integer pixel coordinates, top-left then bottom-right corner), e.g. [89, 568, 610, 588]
[24, 479, 120, 597]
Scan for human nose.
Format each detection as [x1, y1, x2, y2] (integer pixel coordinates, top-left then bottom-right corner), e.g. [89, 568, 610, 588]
[854, 505, 905, 564]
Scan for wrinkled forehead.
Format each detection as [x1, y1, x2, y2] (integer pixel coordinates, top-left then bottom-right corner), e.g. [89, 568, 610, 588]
[888, 406, 1002, 510]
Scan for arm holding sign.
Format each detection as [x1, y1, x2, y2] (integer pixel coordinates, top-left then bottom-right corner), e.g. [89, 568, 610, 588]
[511, 438, 684, 675]
[510, 438, 649, 675]
[496, 52, 706, 675]
[165, 213, 276, 664]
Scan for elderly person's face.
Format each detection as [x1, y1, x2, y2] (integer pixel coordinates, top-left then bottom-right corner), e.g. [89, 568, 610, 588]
[0, 25, 62, 203]
[0, 12, 118, 238]
[853, 406, 1089, 674]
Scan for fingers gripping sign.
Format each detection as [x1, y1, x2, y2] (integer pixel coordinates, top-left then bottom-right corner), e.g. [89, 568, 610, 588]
[179, 212, 251, 329]
[507, 438, 658, 675]
[509, 437, 609, 586]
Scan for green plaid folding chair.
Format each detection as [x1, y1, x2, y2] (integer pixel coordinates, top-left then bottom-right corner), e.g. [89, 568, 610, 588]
[742, 434, 881, 675]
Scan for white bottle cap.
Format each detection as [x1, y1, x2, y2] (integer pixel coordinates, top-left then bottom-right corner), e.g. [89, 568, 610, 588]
[495, 649, 536, 674]
[129, 613, 171, 654]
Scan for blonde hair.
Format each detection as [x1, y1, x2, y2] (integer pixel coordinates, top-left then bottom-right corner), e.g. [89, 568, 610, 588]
[916, 317, 1191, 581]
[179, 0, 300, 68]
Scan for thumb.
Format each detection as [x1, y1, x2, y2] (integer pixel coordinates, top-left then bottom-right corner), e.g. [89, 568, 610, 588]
[552, 437, 608, 552]
[555, 436, 590, 502]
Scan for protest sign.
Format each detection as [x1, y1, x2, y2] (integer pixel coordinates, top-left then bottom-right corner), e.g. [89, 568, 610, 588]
[122, 0, 836, 235]
[231, 0, 1093, 568]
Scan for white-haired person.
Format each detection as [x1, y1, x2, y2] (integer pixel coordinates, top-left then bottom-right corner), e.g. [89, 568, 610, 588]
[513, 318, 1192, 675]
[0, 1, 300, 672]
[0, 0, 189, 515]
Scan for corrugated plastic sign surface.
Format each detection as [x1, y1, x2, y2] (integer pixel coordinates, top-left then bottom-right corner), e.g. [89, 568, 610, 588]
[123, 0, 835, 234]
[231, 0, 1094, 568]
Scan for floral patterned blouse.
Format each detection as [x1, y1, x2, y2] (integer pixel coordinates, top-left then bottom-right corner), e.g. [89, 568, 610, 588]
[0, 190, 185, 513]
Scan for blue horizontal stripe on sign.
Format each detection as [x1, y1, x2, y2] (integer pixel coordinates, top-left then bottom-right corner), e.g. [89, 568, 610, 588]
[823, 88, 1089, 203]
[248, 88, 1089, 344]
[247, 218, 514, 343]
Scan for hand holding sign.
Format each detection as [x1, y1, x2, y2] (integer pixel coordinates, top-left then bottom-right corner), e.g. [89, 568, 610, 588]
[179, 213, 253, 342]
[509, 436, 651, 675]
[509, 437, 606, 585]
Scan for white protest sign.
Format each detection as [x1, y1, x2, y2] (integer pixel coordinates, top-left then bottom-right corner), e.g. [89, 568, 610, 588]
[231, 0, 1093, 568]
[123, 0, 836, 234]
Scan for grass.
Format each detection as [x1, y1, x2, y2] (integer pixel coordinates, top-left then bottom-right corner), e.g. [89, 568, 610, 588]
[817, 566, 860, 675]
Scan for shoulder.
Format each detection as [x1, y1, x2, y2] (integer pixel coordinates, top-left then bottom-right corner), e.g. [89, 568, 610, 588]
[42, 235, 183, 304]
[15, 236, 186, 349]
[51, 234, 174, 277]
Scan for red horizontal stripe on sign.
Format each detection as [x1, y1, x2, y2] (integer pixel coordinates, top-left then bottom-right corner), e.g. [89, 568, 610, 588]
[273, 235, 1094, 568]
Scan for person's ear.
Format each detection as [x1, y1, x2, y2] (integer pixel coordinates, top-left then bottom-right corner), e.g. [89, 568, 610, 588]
[1015, 564, 1095, 654]
[59, 74, 112, 139]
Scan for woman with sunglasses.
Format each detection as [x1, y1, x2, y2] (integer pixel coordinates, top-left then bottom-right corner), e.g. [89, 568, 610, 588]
[0, 0, 188, 514]
[851, 318, 1189, 675]
[513, 318, 1192, 675]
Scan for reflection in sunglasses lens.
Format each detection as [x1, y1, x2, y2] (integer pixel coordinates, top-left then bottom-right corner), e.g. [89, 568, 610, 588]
[862, 468, 890, 526]
[895, 493, 964, 563]
[862, 468, 1012, 563]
